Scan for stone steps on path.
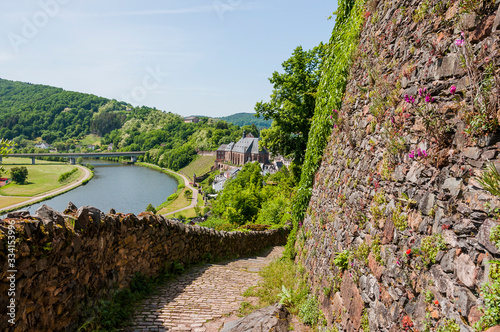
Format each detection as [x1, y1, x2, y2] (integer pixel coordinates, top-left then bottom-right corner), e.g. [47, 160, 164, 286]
[126, 246, 284, 332]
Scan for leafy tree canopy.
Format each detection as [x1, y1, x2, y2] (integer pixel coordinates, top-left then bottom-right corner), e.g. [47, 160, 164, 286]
[0, 138, 13, 175]
[255, 44, 326, 168]
[209, 162, 295, 227]
[10, 166, 28, 184]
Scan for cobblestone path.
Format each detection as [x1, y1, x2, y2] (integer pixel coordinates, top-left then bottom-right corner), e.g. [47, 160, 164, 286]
[127, 246, 284, 332]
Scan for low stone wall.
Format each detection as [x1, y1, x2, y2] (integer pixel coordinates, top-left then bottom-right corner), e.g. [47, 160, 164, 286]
[0, 205, 289, 332]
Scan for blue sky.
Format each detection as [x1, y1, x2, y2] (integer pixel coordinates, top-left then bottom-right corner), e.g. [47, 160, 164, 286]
[0, 1, 336, 117]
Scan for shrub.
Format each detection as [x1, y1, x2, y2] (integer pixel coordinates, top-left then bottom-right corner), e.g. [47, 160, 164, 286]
[197, 217, 236, 232]
[436, 319, 460, 332]
[243, 258, 309, 315]
[420, 233, 447, 267]
[167, 193, 178, 201]
[333, 250, 352, 271]
[299, 296, 326, 326]
[10, 166, 28, 184]
[477, 162, 500, 197]
[145, 203, 156, 214]
[392, 203, 408, 231]
[58, 168, 78, 183]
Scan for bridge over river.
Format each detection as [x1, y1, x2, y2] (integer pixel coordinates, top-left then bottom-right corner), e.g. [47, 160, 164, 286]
[1, 151, 146, 164]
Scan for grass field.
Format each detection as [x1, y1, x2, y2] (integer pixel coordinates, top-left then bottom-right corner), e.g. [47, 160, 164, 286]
[0, 164, 83, 197]
[79, 134, 101, 146]
[179, 155, 215, 180]
[157, 188, 192, 214]
[1, 157, 64, 165]
[169, 193, 206, 219]
[0, 197, 30, 209]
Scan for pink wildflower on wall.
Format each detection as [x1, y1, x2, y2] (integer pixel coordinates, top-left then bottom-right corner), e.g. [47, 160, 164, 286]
[404, 94, 415, 104]
[450, 86, 456, 94]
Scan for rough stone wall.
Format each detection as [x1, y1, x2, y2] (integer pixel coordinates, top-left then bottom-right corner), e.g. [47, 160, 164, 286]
[298, 0, 500, 331]
[0, 205, 289, 332]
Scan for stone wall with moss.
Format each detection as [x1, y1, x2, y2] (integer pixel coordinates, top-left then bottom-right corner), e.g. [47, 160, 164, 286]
[0, 205, 289, 332]
[297, 0, 500, 330]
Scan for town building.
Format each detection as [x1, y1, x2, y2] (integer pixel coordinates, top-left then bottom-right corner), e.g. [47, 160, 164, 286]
[34, 142, 51, 150]
[216, 131, 269, 165]
[184, 116, 200, 123]
[212, 167, 241, 192]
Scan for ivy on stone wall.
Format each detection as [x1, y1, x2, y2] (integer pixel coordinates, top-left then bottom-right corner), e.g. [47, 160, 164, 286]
[285, 0, 367, 257]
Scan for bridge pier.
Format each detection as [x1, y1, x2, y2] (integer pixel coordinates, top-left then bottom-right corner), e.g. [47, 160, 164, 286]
[69, 158, 76, 165]
[32, 157, 35, 165]
[131, 156, 137, 163]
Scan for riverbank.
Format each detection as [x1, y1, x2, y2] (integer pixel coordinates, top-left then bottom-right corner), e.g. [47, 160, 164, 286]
[0, 164, 93, 214]
[136, 162, 201, 217]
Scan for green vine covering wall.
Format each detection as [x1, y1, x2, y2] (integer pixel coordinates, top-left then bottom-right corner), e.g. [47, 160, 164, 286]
[286, 0, 366, 257]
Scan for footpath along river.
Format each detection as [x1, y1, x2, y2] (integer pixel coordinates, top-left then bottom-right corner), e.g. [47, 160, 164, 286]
[17, 159, 178, 215]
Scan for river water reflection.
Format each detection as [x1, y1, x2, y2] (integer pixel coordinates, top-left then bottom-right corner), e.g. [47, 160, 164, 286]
[20, 160, 178, 215]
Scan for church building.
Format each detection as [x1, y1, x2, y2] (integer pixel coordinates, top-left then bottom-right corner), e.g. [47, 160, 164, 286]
[216, 131, 269, 165]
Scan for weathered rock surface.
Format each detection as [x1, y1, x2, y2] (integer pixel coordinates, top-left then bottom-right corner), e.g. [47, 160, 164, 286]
[35, 204, 65, 226]
[221, 305, 290, 332]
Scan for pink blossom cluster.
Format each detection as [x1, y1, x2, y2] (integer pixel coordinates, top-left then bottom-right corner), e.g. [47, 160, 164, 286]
[425, 95, 435, 103]
[455, 31, 465, 46]
[417, 87, 435, 102]
[408, 148, 427, 159]
[404, 94, 415, 104]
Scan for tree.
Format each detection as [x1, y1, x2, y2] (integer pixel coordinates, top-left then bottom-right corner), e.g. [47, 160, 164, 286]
[255, 44, 326, 169]
[145, 203, 156, 214]
[10, 166, 28, 184]
[0, 139, 13, 175]
[211, 162, 263, 225]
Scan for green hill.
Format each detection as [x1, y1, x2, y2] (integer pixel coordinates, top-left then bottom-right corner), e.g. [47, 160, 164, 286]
[0, 78, 125, 142]
[218, 112, 272, 129]
[0, 78, 250, 171]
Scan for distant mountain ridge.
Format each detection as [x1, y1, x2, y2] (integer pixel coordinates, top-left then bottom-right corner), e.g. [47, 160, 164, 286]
[217, 112, 272, 129]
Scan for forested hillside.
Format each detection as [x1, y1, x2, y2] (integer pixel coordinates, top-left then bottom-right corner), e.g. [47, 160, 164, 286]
[218, 112, 272, 129]
[0, 78, 260, 170]
[0, 78, 130, 143]
[110, 112, 258, 170]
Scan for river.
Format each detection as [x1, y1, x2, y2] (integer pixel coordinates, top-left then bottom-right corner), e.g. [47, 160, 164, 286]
[19, 160, 178, 215]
